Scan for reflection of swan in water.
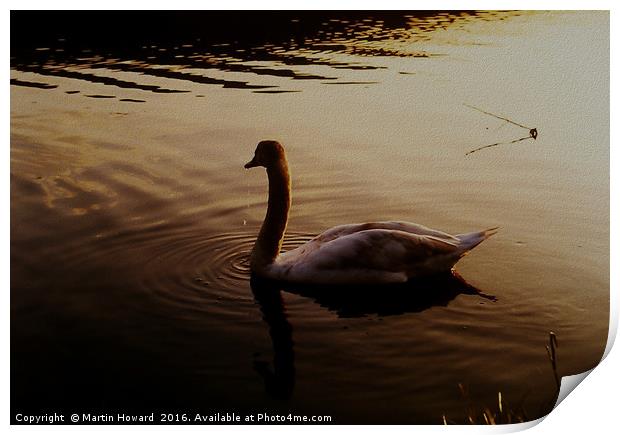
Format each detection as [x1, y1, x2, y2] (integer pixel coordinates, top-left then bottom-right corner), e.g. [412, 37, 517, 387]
[250, 277, 295, 400]
[249, 272, 495, 399]
[282, 271, 495, 317]
[244, 140, 498, 285]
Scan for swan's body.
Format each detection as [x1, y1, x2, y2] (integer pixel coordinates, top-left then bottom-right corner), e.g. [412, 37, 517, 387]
[245, 140, 497, 285]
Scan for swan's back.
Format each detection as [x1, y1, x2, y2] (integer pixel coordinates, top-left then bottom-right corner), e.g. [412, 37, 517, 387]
[310, 221, 459, 244]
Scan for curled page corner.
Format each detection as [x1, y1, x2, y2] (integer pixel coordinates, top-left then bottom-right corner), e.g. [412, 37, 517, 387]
[553, 369, 594, 409]
[500, 416, 545, 432]
[549, 317, 616, 412]
[498, 370, 596, 432]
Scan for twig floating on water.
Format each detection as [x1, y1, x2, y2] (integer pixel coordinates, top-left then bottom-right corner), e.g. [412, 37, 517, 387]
[464, 103, 533, 130]
[464, 103, 538, 156]
[465, 135, 531, 156]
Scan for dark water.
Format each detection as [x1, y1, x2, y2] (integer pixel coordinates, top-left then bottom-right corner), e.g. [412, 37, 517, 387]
[11, 11, 609, 424]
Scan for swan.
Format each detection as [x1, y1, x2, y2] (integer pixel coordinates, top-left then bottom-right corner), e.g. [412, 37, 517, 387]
[244, 140, 498, 285]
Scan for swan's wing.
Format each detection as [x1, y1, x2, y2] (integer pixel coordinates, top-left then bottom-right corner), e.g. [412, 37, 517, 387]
[382, 221, 460, 242]
[276, 229, 460, 283]
[278, 237, 323, 263]
[315, 229, 459, 271]
[311, 221, 459, 244]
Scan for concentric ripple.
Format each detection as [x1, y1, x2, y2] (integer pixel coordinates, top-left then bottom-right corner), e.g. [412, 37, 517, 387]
[85, 225, 316, 319]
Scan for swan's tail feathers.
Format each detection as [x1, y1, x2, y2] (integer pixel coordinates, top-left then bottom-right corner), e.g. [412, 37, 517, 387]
[455, 227, 499, 255]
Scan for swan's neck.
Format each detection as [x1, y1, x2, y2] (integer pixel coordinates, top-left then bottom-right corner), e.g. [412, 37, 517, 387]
[251, 159, 291, 269]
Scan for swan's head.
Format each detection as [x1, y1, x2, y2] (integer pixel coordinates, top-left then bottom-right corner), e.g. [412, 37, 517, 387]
[244, 140, 286, 169]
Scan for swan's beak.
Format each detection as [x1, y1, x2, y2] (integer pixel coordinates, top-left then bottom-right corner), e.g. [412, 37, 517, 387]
[244, 157, 259, 169]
